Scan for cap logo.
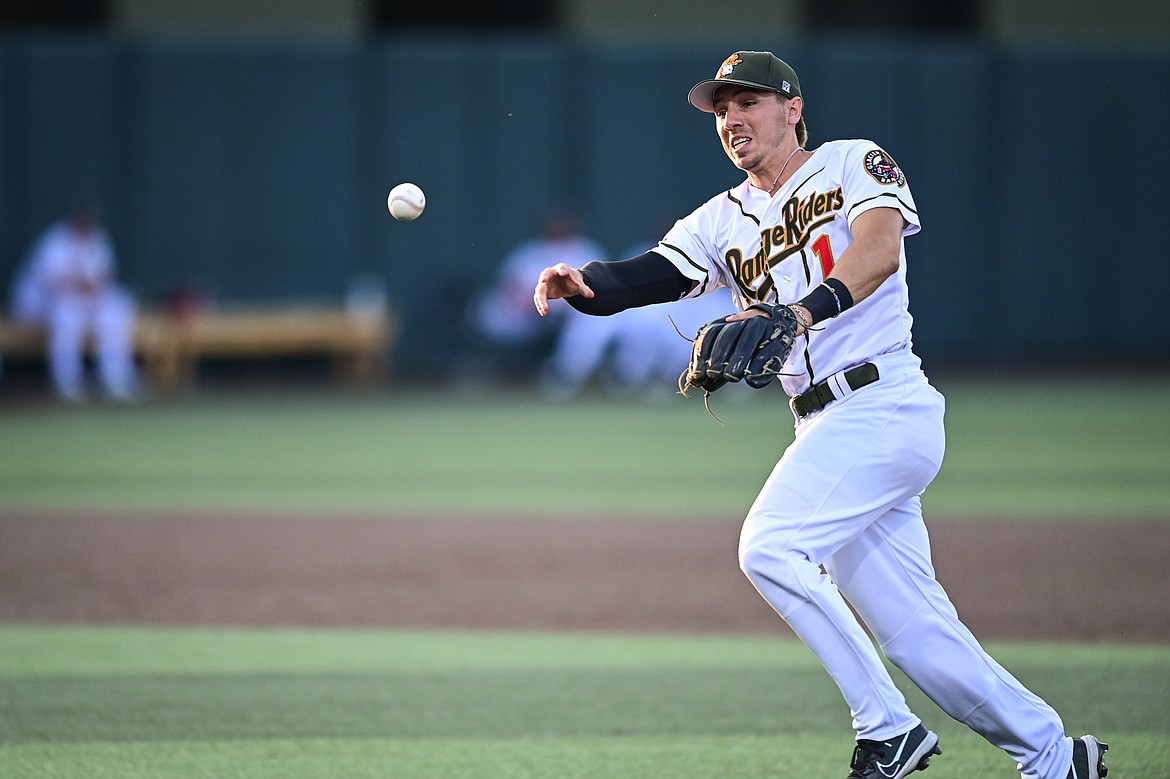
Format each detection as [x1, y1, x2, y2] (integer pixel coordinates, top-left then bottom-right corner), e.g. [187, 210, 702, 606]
[782, 80, 791, 93]
[716, 53, 743, 80]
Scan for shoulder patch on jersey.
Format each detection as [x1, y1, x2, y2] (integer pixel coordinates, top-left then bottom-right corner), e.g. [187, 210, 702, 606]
[863, 148, 906, 187]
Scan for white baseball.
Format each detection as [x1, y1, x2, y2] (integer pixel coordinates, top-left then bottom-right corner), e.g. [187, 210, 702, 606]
[387, 183, 426, 221]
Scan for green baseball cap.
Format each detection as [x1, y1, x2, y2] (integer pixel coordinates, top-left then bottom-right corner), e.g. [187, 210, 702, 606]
[687, 51, 801, 113]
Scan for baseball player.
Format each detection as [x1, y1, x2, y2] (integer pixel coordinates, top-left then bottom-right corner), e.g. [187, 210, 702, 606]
[533, 51, 1108, 779]
[9, 203, 140, 403]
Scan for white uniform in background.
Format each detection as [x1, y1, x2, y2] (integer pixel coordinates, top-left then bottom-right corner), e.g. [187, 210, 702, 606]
[471, 220, 618, 393]
[601, 247, 735, 394]
[11, 216, 139, 402]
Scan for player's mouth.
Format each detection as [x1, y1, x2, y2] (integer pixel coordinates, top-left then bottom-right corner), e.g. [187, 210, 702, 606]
[730, 135, 752, 154]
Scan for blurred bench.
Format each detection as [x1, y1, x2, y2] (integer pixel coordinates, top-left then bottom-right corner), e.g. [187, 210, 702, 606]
[0, 303, 397, 393]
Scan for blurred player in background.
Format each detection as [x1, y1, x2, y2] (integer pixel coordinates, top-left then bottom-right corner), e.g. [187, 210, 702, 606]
[552, 228, 736, 399]
[466, 205, 610, 389]
[9, 202, 140, 403]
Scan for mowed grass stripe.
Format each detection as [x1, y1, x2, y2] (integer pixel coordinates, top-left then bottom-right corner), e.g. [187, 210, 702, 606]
[2, 664, 1166, 745]
[4, 735, 1166, 779]
[1, 377, 1168, 516]
[0, 735, 1002, 779]
[1, 629, 1167, 776]
[1, 628, 1167, 742]
[3, 627, 1167, 677]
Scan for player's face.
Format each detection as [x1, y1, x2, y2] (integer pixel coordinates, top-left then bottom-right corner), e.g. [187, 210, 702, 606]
[713, 88, 790, 176]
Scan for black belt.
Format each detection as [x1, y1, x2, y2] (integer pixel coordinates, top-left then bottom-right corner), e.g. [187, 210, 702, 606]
[791, 362, 880, 418]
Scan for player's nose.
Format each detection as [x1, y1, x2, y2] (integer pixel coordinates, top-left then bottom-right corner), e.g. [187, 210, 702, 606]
[721, 109, 745, 130]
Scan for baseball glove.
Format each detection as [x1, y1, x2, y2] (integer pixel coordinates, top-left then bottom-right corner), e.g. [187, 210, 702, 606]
[680, 303, 800, 396]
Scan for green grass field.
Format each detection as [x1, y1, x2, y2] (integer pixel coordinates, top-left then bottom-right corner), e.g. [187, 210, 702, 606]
[1, 628, 1167, 778]
[1, 374, 1168, 517]
[2, 376, 1168, 778]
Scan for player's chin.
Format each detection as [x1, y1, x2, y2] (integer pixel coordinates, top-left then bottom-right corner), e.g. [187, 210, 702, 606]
[728, 156, 754, 174]
[724, 147, 747, 166]
[725, 147, 753, 169]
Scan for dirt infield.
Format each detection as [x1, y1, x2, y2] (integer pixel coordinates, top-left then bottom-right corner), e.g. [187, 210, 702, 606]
[1, 512, 1167, 643]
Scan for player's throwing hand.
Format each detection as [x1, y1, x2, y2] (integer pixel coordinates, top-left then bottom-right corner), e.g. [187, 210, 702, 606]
[533, 263, 594, 317]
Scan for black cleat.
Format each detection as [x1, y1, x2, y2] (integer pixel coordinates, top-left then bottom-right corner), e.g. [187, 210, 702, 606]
[847, 724, 942, 779]
[1068, 735, 1109, 779]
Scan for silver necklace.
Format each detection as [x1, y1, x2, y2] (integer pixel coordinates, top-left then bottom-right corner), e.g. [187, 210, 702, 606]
[769, 146, 804, 193]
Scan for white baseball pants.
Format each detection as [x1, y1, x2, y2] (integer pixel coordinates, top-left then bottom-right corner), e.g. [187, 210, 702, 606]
[738, 350, 1072, 779]
[46, 288, 138, 400]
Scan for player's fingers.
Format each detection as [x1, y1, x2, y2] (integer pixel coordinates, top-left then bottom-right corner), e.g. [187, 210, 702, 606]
[533, 264, 565, 316]
[554, 263, 593, 299]
[534, 264, 592, 316]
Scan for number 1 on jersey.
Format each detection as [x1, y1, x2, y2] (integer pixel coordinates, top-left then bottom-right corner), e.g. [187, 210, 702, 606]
[811, 234, 836, 278]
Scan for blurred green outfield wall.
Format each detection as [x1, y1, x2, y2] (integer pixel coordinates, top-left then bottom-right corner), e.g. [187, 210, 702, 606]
[1, 33, 1168, 377]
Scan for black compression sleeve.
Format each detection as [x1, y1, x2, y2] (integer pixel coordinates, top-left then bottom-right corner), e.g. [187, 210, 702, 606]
[567, 251, 694, 316]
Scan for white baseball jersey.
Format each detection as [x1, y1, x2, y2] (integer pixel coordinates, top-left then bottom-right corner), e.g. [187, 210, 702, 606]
[654, 139, 920, 398]
[13, 221, 116, 321]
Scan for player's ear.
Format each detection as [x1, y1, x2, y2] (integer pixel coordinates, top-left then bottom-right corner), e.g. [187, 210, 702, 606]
[786, 96, 803, 128]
